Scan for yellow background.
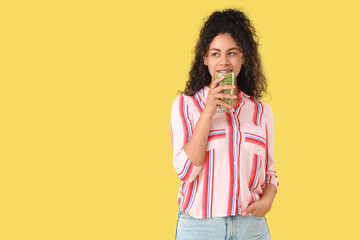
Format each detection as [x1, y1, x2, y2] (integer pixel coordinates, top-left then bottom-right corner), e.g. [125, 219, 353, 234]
[1, 0, 360, 239]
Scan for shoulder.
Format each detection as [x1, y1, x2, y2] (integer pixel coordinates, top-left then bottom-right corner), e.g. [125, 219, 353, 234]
[171, 94, 194, 113]
[245, 96, 273, 113]
[171, 94, 190, 107]
[258, 100, 272, 113]
[243, 96, 274, 123]
[257, 100, 274, 123]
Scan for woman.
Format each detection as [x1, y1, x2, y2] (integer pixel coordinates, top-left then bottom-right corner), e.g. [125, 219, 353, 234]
[170, 9, 279, 240]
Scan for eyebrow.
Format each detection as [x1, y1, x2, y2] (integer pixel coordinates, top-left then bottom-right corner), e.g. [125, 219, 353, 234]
[209, 47, 240, 52]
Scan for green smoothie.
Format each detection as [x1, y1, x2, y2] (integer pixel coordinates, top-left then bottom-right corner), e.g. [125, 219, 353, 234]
[214, 71, 235, 112]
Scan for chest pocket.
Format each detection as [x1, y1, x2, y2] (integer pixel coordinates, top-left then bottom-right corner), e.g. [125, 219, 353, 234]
[243, 122, 267, 157]
[206, 129, 226, 150]
[206, 115, 227, 151]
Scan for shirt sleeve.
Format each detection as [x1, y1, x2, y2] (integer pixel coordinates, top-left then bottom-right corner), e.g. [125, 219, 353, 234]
[264, 105, 279, 191]
[170, 95, 203, 183]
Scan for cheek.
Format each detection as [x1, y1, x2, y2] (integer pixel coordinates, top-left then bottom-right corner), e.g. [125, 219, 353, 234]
[207, 63, 216, 75]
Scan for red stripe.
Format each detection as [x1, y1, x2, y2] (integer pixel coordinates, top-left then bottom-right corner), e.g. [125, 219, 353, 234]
[225, 113, 234, 215]
[209, 129, 226, 133]
[259, 101, 264, 127]
[186, 104, 193, 133]
[252, 160, 262, 197]
[179, 96, 188, 146]
[245, 132, 266, 141]
[187, 176, 199, 214]
[236, 98, 245, 214]
[182, 182, 193, 213]
[208, 134, 226, 141]
[190, 96, 203, 113]
[202, 152, 209, 218]
[248, 155, 257, 188]
[179, 161, 194, 182]
[252, 176, 260, 201]
[265, 125, 269, 174]
[197, 91, 206, 109]
[245, 138, 266, 148]
[180, 183, 188, 210]
[250, 98, 258, 125]
[210, 150, 215, 218]
[177, 158, 189, 176]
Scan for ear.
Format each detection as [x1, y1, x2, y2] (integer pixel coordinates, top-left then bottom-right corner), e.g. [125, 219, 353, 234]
[203, 56, 208, 66]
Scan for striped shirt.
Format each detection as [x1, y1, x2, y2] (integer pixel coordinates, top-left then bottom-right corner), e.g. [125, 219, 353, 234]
[170, 86, 279, 219]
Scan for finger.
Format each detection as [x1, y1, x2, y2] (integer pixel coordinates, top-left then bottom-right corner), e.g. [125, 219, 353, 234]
[212, 85, 236, 93]
[214, 93, 237, 99]
[242, 205, 255, 216]
[209, 76, 224, 89]
[216, 85, 235, 91]
[216, 99, 232, 109]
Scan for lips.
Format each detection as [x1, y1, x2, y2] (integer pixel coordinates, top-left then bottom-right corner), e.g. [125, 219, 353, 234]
[217, 69, 232, 73]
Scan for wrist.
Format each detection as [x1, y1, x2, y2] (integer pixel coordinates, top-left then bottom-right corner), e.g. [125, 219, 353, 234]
[201, 107, 215, 119]
[259, 198, 272, 213]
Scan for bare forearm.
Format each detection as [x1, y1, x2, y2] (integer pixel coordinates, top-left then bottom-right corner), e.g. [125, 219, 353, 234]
[261, 183, 277, 206]
[184, 110, 213, 166]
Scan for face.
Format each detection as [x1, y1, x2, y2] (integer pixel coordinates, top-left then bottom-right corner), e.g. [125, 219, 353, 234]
[203, 33, 245, 84]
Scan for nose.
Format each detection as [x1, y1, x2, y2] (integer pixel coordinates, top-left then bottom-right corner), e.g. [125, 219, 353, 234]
[219, 54, 230, 66]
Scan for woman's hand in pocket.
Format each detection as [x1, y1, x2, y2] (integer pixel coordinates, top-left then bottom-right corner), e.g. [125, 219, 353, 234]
[241, 199, 272, 218]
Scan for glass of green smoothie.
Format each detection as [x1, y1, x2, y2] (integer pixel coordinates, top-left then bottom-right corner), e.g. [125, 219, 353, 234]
[214, 71, 235, 113]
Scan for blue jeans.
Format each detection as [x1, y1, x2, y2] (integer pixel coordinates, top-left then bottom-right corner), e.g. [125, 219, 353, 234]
[175, 209, 271, 240]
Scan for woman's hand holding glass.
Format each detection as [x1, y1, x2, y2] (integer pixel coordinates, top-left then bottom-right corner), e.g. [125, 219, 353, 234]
[204, 76, 237, 117]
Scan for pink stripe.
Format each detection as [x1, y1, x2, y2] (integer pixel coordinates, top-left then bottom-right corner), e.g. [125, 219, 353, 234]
[177, 158, 190, 176]
[208, 134, 225, 141]
[251, 160, 262, 198]
[225, 113, 234, 216]
[248, 155, 259, 203]
[197, 91, 206, 108]
[190, 96, 203, 113]
[186, 104, 193, 132]
[187, 177, 198, 213]
[210, 150, 215, 218]
[202, 152, 209, 218]
[209, 129, 226, 133]
[265, 125, 269, 174]
[179, 96, 188, 146]
[170, 122, 174, 150]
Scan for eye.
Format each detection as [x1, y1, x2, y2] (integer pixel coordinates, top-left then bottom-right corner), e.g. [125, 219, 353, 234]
[211, 52, 220, 57]
[228, 52, 236, 56]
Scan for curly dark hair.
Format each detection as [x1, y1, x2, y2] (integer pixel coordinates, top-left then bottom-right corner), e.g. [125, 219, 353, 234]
[183, 9, 267, 99]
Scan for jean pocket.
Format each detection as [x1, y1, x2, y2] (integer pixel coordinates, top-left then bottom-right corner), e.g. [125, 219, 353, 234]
[250, 214, 265, 220]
